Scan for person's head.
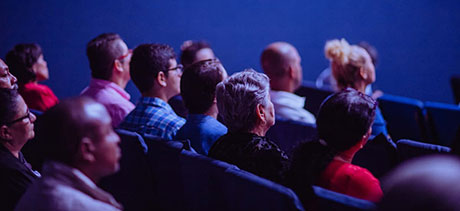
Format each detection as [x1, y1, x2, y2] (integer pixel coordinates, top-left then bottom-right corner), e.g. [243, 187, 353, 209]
[325, 39, 375, 91]
[0, 89, 36, 151]
[5, 43, 48, 84]
[261, 42, 303, 92]
[181, 59, 227, 115]
[86, 33, 131, 87]
[130, 43, 182, 101]
[216, 69, 274, 135]
[180, 40, 215, 68]
[36, 97, 120, 182]
[317, 88, 376, 152]
[379, 155, 460, 210]
[0, 59, 18, 89]
[357, 41, 378, 67]
[286, 88, 376, 207]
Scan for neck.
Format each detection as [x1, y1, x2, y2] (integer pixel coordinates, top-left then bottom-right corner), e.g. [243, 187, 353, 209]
[333, 141, 363, 163]
[353, 81, 367, 94]
[250, 124, 267, 137]
[76, 166, 100, 184]
[270, 77, 296, 93]
[2, 142, 21, 158]
[203, 104, 219, 119]
[142, 89, 169, 102]
[109, 76, 127, 89]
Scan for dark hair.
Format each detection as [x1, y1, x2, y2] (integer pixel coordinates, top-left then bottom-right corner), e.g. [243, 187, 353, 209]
[181, 59, 225, 114]
[180, 41, 211, 68]
[35, 97, 103, 165]
[5, 43, 42, 84]
[130, 44, 176, 93]
[0, 88, 21, 126]
[86, 33, 125, 80]
[357, 41, 378, 66]
[285, 88, 377, 206]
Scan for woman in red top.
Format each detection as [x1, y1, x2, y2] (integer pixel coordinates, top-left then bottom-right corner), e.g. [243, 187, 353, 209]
[6, 43, 58, 112]
[286, 88, 382, 208]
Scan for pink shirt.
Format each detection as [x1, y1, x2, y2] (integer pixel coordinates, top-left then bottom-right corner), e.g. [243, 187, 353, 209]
[81, 79, 135, 127]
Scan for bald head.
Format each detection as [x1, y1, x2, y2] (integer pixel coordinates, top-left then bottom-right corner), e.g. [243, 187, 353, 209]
[261, 42, 302, 92]
[37, 97, 113, 165]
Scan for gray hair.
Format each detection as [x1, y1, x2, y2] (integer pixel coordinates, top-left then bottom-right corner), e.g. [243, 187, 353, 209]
[216, 68, 270, 132]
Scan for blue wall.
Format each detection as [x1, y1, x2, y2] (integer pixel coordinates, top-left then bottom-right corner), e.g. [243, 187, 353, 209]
[1, 0, 459, 103]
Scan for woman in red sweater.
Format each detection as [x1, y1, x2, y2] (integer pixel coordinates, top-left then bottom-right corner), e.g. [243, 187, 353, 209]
[6, 43, 58, 111]
[286, 88, 382, 208]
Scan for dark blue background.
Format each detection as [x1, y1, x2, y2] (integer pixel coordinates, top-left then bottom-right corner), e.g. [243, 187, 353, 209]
[1, 0, 459, 103]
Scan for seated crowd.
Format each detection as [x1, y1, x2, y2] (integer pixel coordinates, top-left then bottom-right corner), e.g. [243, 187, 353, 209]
[1, 33, 458, 211]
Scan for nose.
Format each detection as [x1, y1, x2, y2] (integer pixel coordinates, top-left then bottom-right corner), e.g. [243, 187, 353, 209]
[10, 73, 17, 84]
[29, 112, 37, 123]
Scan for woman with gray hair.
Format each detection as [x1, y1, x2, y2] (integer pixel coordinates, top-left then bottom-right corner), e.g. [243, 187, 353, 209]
[208, 69, 289, 184]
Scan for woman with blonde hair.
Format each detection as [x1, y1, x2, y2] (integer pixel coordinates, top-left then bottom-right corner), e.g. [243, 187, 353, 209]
[324, 39, 388, 137]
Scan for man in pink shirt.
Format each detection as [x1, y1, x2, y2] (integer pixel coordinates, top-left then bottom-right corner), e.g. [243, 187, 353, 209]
[81, 33, 135, 127]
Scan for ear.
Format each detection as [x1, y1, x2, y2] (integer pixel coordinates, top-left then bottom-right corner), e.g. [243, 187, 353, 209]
[156, 71, 167, 87]
[113, 60, 124, 74]
[360, 127, 372, 148]
[212, 96, 217, 104]
[359, 67, 368, 80]
[287, 65, 296, 79]
[0, 125, 12, 141]
[79, 137, 96, 163]
[256, 104, 267, 123]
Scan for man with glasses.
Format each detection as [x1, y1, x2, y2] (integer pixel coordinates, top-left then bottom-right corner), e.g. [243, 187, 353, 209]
[81, 33, 134, 127]
[119, 44, 185, 140]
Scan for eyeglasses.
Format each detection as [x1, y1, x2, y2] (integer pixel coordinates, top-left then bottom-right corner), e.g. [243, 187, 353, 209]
[117, 49, 133, 61]
[167, 64, 183, 74]
[4, 110, 32, 126]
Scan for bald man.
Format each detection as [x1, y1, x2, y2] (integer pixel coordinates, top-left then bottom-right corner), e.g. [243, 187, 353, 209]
[261, 42, 315, 124]
[16, 97, 123, 211]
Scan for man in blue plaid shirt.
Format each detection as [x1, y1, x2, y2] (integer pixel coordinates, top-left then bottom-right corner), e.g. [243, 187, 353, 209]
[119, 44, 185, 140]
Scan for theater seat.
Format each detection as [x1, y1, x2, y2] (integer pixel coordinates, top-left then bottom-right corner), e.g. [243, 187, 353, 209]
[99, 129, 155, 211]
[266, 118, 317, 154]
[312, 186, 377, 211]
[424, 101, 460, 146]
[396, 139, 451, 163]
[377, 94, 427, 142]
[295, 81, 334, 117]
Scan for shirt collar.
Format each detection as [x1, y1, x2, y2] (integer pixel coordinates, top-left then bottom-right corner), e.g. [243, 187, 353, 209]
[89, 78, 131, 100]
[139, 96, 174, 111]
[269, 90, 306, 108]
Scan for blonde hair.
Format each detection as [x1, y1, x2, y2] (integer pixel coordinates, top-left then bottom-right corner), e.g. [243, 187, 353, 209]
[324, 38, 368, 90]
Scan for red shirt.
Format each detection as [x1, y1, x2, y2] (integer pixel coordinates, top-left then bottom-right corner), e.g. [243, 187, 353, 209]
[317, 159, 383, 202]
[20, 83, 59, 112]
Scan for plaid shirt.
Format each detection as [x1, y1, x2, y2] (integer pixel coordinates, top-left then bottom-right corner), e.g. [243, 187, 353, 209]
[119, 97, 185, 140]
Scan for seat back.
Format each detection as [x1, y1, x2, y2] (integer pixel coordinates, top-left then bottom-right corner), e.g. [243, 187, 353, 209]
[266, 118, 317, 154]
[312, 186, 377, 211]
[424, 101, 460, 146]
[353, 134, 398, 179]
[396, 139, 451, 163]
[99, 129, 155, 211]
[178, 149, 305, 211]
[451, 75, 460, 104]
[295, 81, 334, 117]
[377, 94, 427, 142]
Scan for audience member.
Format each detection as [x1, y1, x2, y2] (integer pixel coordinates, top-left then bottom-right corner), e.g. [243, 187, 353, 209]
[5, 43, 58, 111]
[261, 42, 316, 123]
[0, 89, 39, 211]
[81, 33, 135, 127]
[208, 69, 289, 183]
[0, 59, 18, 89]
[324, 38, 388, 137]
[175, 59, 228, 155]
[286, 88, 382, 207]
[119, 44, 185, 140]
[317, 41, 380, 96]
[379, 155, 460, 210]
[180, 40, 215, 69]
[15, 97, 123, 211]
[169, 40, 217, 118]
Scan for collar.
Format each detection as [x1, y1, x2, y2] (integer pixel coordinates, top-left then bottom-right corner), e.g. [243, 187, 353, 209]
[139, 96, 174, 111]
[269, 90, 306, 108]
[89, 78, 131, 100]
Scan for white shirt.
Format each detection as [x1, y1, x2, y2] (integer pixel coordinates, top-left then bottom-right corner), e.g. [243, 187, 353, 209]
[270, 90, 316, 124]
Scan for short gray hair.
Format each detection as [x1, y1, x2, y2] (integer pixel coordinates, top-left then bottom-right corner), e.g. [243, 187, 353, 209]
[216, 69, 270, 132]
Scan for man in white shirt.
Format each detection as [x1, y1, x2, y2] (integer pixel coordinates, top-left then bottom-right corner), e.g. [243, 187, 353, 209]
[261, 42, 316, 124]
